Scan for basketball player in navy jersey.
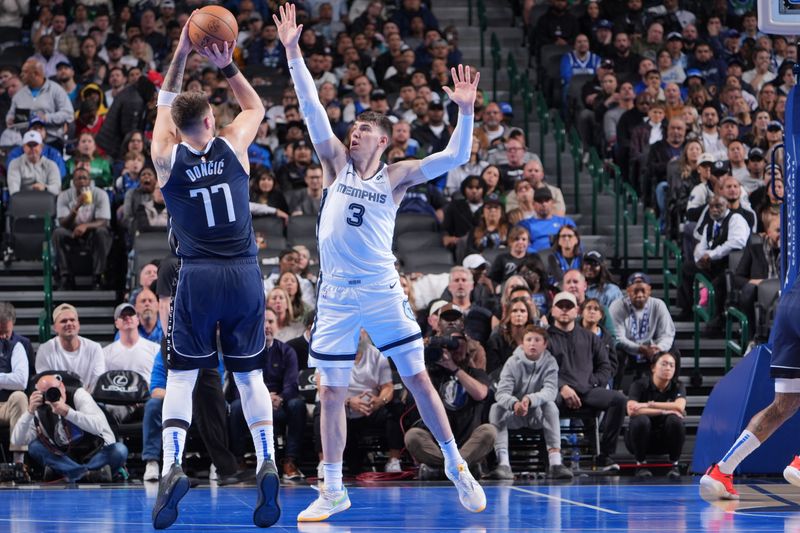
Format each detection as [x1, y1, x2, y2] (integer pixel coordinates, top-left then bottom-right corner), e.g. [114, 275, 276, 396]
[275, 4, 486, 522]
[148, 15, 280, 529]
[701, 278, 800, 497]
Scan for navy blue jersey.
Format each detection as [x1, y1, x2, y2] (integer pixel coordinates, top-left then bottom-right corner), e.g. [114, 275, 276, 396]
[161, 137, 257, 258]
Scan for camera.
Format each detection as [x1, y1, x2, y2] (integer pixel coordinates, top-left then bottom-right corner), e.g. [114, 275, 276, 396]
[424, 336, 462, 364]
[44, 387, 61, 403]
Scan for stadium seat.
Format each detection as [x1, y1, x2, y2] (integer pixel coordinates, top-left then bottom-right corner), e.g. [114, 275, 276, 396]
[394, 213, 438, 235]
[6, 190, 57, 261]
[287, 215, 317, 246]
[395, 231, 445, 254]
[252, 215, 286, 238]
[400, 248, 454, 272]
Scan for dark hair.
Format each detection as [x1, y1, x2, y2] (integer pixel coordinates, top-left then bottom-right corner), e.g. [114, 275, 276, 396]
[171, 91, 210, 132]
[523, 324, 548, 343]
[355, 110, 394, 139]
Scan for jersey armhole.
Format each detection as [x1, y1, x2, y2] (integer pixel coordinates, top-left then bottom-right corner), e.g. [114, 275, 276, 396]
[170, 143, 179, 168]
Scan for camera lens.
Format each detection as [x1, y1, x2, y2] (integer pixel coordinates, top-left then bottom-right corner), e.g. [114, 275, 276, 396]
[45, 387, 61, 403]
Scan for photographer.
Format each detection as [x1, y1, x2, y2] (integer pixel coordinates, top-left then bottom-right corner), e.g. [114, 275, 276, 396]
[404, 319, 496, 479]
[11, 373, 127, 483]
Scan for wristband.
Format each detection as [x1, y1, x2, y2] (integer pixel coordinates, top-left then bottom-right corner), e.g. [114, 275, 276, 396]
[221, 62, 239, 78]
[157, 90, 178, 107]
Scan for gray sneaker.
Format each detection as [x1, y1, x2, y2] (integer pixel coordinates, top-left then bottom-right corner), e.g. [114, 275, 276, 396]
[486, 464, 514, 480]
[548, 464, 574, 480]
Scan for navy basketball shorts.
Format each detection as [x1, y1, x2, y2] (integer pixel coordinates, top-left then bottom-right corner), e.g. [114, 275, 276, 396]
[770, 277, 800, 387]
[166, 257, 266, 372]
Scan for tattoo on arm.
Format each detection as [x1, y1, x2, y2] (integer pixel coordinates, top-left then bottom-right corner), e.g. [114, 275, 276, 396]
[153, 155, 172, 181]
[162, 52, 188, 93]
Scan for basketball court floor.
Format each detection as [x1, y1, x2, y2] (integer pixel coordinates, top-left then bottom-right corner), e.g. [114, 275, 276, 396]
[2, 477, 800, 532]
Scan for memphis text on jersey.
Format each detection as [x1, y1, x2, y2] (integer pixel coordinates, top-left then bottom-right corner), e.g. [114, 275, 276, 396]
[185, 160, 225, 182]
[335, 182, 388, 204]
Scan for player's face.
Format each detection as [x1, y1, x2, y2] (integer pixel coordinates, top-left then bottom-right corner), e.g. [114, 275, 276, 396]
[349, 121, 388, 157]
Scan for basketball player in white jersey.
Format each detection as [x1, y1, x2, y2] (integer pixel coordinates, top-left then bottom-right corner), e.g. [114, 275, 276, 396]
[274, 4, 486, 522]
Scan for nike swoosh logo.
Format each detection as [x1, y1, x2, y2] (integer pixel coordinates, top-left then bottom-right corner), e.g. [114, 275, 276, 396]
[389, 282, 397, 288]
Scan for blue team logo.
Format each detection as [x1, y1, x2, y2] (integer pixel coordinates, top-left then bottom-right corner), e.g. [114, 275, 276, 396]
[403, 299, 415, 321]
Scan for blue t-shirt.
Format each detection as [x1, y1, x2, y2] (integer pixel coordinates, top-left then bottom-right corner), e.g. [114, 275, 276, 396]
[518, 215, 577, 253]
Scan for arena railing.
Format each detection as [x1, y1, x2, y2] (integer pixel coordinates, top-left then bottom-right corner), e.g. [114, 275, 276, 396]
[693, 273, 716, 386]
[662, 239, 682, 306]
[490, 33, 501, 102]
[39, 216, 54, 342]
[620, 182, 638, 272]
[643, 210, 660, 272]
[724, 307, 750, 372]
[477, 0, 488, 66]
[551, 113, 566, 190]
[569, 128, 582, 214]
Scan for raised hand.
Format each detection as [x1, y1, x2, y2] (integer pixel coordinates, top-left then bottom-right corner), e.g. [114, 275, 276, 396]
[177, 10, 197, 57]
[442, 65, 481, 114]
[273, 3, 303, 50]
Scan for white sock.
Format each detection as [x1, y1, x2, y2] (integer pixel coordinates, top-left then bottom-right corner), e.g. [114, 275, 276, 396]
[548, 451, 562, 466]
[162, 427, 187, 476]
[438, 437, 462, 470]
[718, 430, 761, 475]
[323, 462, 343, 492]
[496, 448, 510, 467]
[251, 424, 275, 471]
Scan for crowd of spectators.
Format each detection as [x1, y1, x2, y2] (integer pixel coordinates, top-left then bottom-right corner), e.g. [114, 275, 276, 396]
[0, 0, 789, 481]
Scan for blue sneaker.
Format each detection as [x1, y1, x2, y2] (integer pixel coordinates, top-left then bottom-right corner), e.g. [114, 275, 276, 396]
[253, 460, 281, 527]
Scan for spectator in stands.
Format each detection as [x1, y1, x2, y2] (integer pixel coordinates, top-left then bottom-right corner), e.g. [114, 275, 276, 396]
[312, 329, 403, 475]
[405, 318, 496, 479]
[287, 311, 314, 371]
[35, 304, 106, 393]
[609, 273, 676, 377]
[5, 116, 65, 177]
[580, 297, 619, 387]
[442, 175, 484, 250]
[466, 192, 509, 254]
[518, 188, 576, 254]
[740, 147, 766, 195]
[486, 296, 538, 374]
[278, 271, 311, 320]
[6, 130, 61, 196]
[128, 261, 159, 305]
[720, 174, 757, 231]
[603, 80, 636, 157]
[488, 325, 572, 480]
[547, 291, 626, 471]
[647, 116, 686, 211]
[699, 103, 726, 161]
[122, 167, 157, 233]
[289, 163, 323, 216]
[659, 44, 686, 85]
[264, 249, 316, 310]
[629, 101, 667, 200]
[610, 32, 642, 81]
[135, 184, 168, 232]
[268, 288, 305, 342]
[96, 76, 156, 160]
[582, 250, 624, 308]
[249, 167, 290, 223]
[560, 34, 601, 102]
[12, 372, 127, 483]
[278, 139, 314, 191]
[479, 102, 505, 144]
[497, 136, 527, 191]
[390, 120, 422, 159]
[688, 41, 726, 92]
[534, 0, 578, 48]
[678, 194, 749, 322]
[505, 178, 535, 224]
[134, 288, 162, 344]
[625, 351, 685, 478]
[590, 19, 614, 58]
[614, 0, 647, 37]
[734, 215, 781, 328]
[53, 167, 112, 290]
[544, 225, 582, 286]
[31, 34, 70, 79]
[633, 22, 665, 62]
[392, 0, 439, 37]
[487, 226, 530, 285]
[0, 302, 30, 465]
[412, 100, 450, 156]
[615, 91, 651, 183]
[230, 308, 306, 481]
[727, 138, 749, 185]
[742, 47, 776, 92]
[5, 59, 73, 147]
[66, 135, 113, 188]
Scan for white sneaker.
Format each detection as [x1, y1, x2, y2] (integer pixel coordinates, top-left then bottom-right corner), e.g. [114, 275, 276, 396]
[297, 487, 351, 522]
[209, 463, 218, 481]
[385, 457, 402, 473]
[446, 462, 487, 513]
[143, 461, 160, 482]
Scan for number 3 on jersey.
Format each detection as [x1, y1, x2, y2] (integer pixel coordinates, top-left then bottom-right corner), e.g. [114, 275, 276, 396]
[190, 184, 236, 228]
[346, 203, 365, 227]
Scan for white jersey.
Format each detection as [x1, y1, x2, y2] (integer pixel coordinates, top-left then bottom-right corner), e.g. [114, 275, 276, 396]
[318, 160, 398, 280]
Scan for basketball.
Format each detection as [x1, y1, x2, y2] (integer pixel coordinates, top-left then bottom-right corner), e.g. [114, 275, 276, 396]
[188, 6, 238, 52]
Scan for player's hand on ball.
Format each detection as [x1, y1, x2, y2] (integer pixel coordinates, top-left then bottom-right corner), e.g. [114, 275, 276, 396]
[201, 40, 235, 69]
[177, 10, 198, 56]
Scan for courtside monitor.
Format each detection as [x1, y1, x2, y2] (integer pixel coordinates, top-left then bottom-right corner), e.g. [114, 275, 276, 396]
[758, 0, 800, 34]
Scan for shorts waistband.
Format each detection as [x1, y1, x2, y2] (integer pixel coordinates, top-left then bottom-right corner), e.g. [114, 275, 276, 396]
[320, 271, 398, 287]
[181, 256, 257, 266]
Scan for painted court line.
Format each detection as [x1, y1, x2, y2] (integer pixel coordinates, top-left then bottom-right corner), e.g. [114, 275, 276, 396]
[509, 486, 621, 514]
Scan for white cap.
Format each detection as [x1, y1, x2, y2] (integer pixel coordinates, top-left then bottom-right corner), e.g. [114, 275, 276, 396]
[462, 254, 489, 270]
[698, 152, 715, 165]
[22, 130, 42, 146]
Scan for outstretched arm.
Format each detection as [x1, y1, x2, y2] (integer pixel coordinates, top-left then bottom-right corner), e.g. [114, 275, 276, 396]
[201, 41, 265, 174]
[388, 65, 480, 194]
[152, 12, 195, 186]
[274, 3, 346, 186]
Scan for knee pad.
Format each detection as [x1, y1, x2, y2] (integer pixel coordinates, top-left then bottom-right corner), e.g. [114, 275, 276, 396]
[318, 367, 351, 388]
[385, 343, 426, 377]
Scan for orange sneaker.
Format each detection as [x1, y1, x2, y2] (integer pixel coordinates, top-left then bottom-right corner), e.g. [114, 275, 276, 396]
[784, 456, 800, 488]
[700, 464, 739, 500]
